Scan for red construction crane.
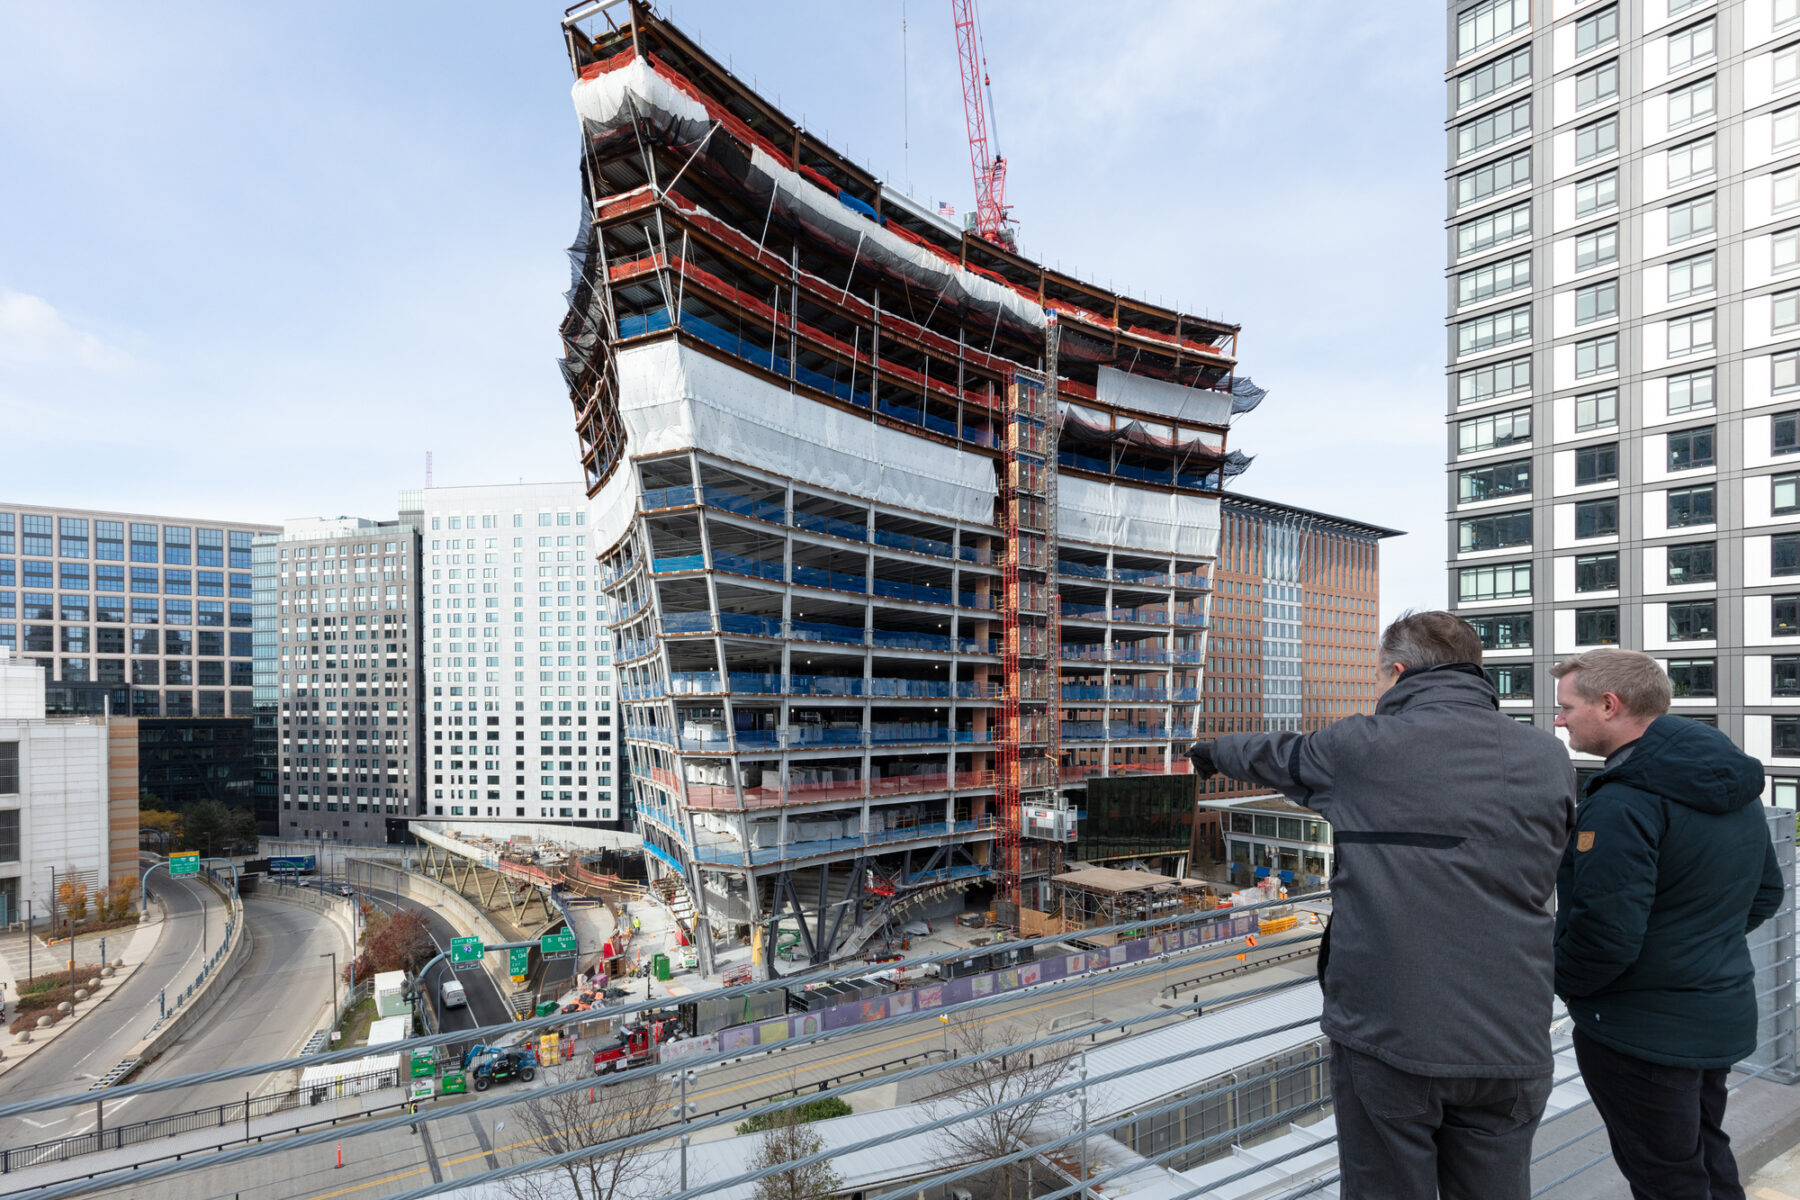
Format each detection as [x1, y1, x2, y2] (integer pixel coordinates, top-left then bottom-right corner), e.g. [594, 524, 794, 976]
[951, 0, 1015, 247]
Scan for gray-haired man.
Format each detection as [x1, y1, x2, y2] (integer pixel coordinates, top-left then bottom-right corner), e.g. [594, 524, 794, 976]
[1188, 610, 1576, 1200]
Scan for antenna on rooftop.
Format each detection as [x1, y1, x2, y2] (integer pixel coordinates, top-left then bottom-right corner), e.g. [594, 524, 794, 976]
[426, 451, 434, 489]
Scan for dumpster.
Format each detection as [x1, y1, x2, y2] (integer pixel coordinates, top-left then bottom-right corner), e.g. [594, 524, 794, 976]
[653, 953, 671, 981]
[536, 999, 558, 1018]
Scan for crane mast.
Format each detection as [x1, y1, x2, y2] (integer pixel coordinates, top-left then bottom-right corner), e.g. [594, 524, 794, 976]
[951, 0, 1014, 246]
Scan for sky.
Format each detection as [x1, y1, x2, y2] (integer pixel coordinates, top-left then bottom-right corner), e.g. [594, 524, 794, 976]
[0, 1, 1447, 619]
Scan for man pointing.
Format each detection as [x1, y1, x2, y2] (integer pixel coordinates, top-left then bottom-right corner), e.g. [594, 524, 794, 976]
[1189, 610, 1575, 1200]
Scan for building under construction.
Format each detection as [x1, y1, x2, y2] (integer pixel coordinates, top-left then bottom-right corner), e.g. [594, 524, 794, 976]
[559, 2, 1253, 975]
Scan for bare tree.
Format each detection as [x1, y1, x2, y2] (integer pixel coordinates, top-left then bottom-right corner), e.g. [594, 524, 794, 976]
[928, 1016, 1076, 1200]
[499, 1064, 676, 1200]
[748, 1106, 843, 1200]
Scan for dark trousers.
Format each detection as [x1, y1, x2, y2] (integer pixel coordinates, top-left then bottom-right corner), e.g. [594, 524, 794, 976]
[1572, 1028, 1743, 1200]
[1331, 1041, 1551, 1200]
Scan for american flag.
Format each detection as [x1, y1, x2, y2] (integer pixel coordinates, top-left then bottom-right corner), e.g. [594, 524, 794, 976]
[937, 201, 957, 217]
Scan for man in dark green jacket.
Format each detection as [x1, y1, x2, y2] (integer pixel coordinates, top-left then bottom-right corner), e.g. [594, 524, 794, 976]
[1552, 649, 1787, 1200]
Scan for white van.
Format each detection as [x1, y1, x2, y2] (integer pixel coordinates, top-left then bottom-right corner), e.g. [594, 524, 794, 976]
[440, 979, 467, 1009]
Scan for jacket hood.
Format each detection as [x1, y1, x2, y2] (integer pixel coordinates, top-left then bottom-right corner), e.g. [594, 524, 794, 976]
[1593, 715, 1767, 814]
[1374, 661, 1497, 716]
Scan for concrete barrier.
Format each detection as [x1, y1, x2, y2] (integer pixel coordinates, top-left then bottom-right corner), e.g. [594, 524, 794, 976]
[127, 874, 253, 1065]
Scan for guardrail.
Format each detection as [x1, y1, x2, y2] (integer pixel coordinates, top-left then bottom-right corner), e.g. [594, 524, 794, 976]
[143, 865, 241, 1036]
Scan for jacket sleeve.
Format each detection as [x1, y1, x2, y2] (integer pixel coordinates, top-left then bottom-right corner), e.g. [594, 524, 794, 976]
[1748, 836, 1788, 933]
[1555, 787, 1667, 999]
[1211, 728, 1339, 814]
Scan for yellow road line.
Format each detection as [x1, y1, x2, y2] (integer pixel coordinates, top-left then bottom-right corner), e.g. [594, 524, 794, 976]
[305, 944, 1300, 1199]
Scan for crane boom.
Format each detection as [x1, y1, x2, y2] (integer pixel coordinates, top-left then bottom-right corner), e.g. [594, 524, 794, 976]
[951, 0, 1014, 245]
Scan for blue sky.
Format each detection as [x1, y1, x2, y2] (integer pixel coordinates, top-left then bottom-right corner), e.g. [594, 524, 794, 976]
[0, 1, 1446, 617]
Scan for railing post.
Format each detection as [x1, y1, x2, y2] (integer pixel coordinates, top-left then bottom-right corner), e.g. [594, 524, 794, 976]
[1749, 806, 1798, 1085]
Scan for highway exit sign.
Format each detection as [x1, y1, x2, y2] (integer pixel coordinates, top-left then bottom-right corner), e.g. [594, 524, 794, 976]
[509, 947, 531, 976]
[540, 932, 577, 959]
[169, 852, 200, 877]
[449, 937, 484, 964]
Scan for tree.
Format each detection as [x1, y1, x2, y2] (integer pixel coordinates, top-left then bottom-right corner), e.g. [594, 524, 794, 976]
[139, 808, 182, 853]
[57, 877, 89, 924]
[749, 1106, 843, 1200]
[736, 1095, 851, 1134]
[179, 799, 229, 854]
[928, 1017, 1077, 1200]
[347, 908, 434, 982]
[499, 1064, 675, 1200]
[223, 806, 260, 853]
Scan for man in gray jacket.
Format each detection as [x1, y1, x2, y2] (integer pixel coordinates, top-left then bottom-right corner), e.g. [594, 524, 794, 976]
[1189, 610, 1576, 1200]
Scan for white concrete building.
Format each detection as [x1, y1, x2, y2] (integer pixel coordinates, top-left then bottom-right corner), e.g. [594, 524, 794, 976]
[410, 483, 619, 828]
[0, 648, 123, 928]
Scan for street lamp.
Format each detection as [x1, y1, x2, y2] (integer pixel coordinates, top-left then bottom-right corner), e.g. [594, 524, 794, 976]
[678, 1069, 698, 1190]
[320, 951, 338, 1016]
[939, 1013, 951, 1057]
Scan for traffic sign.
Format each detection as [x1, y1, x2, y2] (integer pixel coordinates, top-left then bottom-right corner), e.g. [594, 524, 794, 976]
[508, 947, 531, 977]
[449, 936, 484, 965]
[169, 852, 200, 877]
[540, 931, 577, 959]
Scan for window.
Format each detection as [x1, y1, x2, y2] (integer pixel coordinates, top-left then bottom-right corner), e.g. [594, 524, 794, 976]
[1778, 106, 1800, 150]
[1459, 0, 1531, 56]
[1667, 541, 1716, 584]
[1458, 253, 1531, 307]
[1459, 510, 1533, 551]
[1779, 167, 1800, 213]
[1575, 6, 1618, 56]
[1575, 443, 1619, 486]
[1576, 334, 1618, 377]
[1778, 351, 1800, 395]
[1458, 200, 1531, 258]
[1575, 498, 1619, 538]
[1459, 148, 1531, 207]
[1467, 612, 1532, 650]
[1669, 194, 1716, 243]
[1459, 97, 1531, 158]
[1777, 230, 1800, 275]
[1667, 485, 1716, 527]
[1775, 595, 1800, 636]
[1668, 369, 1715, 414]
[1459, 407, 1531, 453]
[1459, 458, 1531, 502]
[1576, 389, 1619, 431]
[1668, 77, 1716, 128]
[1668, 658, 1717, 698]
[1668, 252, 1715, 301]
[1775, 718, 1800, 757]
[1458, 561, 1532, 601]
[1576, 59, 1619, 109]
[1575, 116, 1619, 163]
[1458, 355, 1531, 405]
[1778, 290, 1800, 334]
[1779, 656, 1800, 696]
[1668, 20, 1716, 71]
[1776, 410, 1800, 455]
[1575, 279, 1618, 325]
[1458, 44, 1531, 109]
[1667, 426, 1715, 471]
[1782, 0, 1800, 30]
[1575, 225, 1618, 271]
[1668, 137, 1716, 186]
[1485, 664, 1534, 699]
[1775, 472, 1800, 514]
[1576, 171, 1618, 217]
[1777, 532, 1800, 575]
[1576, 606, 1620, 645]
[1668, 601, 1717, 641]
[1668, 311, 1715, 358]
[1458, 304, 1531, 355]
[0, 742, 15, 794]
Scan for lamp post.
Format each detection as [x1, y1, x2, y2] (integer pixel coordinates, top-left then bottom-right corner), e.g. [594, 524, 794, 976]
[939, 1012, 951, 1057]
[320, 951, 338, 1017]
[678, 1068, 698, 1190]
[1078, 1052, 1090, 1196]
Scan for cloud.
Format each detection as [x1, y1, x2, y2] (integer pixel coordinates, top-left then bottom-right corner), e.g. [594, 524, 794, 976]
[0, 289, 130, 370]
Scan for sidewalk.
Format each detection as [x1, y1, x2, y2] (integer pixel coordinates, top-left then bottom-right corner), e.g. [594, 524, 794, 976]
[1752, 1144, 1800, 1199]
[0, 904, 166, 1077]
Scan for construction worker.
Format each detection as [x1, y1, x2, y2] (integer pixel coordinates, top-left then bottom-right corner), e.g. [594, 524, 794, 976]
[1189, 610, 1575, 1200]
[1551, 649, 1787, 1198]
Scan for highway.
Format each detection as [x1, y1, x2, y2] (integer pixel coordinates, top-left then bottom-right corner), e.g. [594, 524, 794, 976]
[352, 884, 513, 1037]
[0, 872, 225, 1149]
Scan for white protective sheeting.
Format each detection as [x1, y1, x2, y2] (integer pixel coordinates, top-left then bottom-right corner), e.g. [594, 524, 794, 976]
[590, 457, 640, 556]
[571, 56, 713, 140]
[1059, 474, 1220, 559]
[1096, 365, 1233, 428]
[615, 340, 998, 525]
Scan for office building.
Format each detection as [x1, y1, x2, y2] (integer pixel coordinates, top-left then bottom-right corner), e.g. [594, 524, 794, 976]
[412, 482, 620, 828]
[1446, 0, 1800, 802]
[260, 515, 422, 841]
[561, 8, 1247, 969]
[0, 647, 138, 928]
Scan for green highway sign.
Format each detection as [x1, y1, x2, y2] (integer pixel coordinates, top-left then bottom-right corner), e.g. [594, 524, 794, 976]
[540, 931, 577, 959]
[449, 937, 484, 965]
[169, 852, 200, 877]
[509, 947, 531, 976]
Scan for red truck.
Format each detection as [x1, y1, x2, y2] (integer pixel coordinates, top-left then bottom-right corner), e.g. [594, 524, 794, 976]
[592, 1016, 681, 1074]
